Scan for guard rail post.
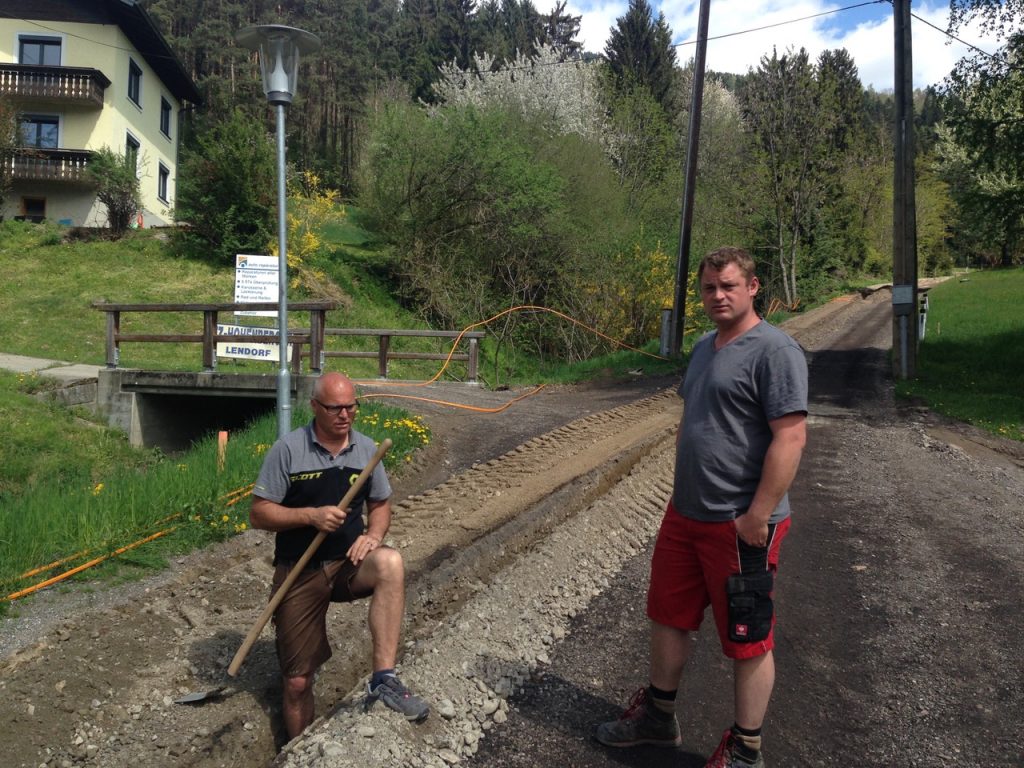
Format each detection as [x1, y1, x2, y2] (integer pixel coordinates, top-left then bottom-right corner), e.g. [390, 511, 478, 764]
[468, 337, 479, 384]
[202, 310, 217, 371]
[378, 334, 391, 378]
[104, 309, 120, 368]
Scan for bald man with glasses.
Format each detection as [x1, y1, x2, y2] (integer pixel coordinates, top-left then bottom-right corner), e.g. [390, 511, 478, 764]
[251, 372, 429, 741]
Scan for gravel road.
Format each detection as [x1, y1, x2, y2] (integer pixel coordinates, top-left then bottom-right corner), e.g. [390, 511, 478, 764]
[3, 287, 1023, 768]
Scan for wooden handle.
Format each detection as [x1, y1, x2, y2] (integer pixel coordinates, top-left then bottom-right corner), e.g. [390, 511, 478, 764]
[227, 438, 393, 677]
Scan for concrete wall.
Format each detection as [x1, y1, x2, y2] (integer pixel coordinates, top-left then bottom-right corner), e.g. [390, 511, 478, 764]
[96, 370, 319, 452]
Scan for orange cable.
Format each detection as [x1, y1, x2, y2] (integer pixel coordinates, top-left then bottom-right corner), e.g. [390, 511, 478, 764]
[361, 383, 547, 412]
[10, 486, 251, 586]
[222, 484, 254, 505]
[5, 528, 177, 602]
[363, 304, 669, 389]
[14, 549, 92, 582]
[224, 490, 252, 507]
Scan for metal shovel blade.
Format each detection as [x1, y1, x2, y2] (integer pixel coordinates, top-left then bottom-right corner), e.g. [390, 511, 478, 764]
[174, 685, 231, 704]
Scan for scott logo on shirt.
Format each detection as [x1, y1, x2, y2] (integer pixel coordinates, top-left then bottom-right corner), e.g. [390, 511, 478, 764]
[290, 471, 324, 482]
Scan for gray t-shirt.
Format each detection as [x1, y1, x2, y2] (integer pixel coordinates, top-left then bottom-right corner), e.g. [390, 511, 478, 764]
[673, 321, 808, 523]
[254, 422, 392, 564]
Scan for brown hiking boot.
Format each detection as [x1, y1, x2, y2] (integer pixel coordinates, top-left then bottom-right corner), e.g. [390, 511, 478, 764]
[595, 687, 682, 748]
[705, 729, 765, 768]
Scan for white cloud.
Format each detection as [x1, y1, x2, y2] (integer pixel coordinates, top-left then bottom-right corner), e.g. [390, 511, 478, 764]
[546, 0, 998, 90]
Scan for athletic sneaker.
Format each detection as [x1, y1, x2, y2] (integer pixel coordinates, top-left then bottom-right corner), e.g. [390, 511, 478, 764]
[595, 687, 682, 748]
[705, 729, 765, 768]
[365, 675, 430, 722]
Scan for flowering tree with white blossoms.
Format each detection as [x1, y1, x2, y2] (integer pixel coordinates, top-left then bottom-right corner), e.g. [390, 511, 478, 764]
[430, 44, 607, 144]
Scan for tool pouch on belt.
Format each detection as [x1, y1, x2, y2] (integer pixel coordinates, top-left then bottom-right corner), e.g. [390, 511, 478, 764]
[726, 571, 774, 643]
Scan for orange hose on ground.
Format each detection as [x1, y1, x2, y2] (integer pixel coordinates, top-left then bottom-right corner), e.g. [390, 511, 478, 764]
[8, 486, 252, 592]
[14, 549, 92, 582]
[5, 528, 177, 602]
[361, 383, 547, 413]
[364, 304, 670, 390]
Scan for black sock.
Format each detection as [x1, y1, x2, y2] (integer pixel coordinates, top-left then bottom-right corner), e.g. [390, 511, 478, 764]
[647, 684, 677, 714]
[731, 723, 762, 761]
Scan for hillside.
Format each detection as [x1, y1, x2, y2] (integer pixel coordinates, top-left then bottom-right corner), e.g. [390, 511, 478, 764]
[0, 219, 435, 379]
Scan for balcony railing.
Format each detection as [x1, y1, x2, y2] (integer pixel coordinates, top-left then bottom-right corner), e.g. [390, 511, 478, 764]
[7, 148, 95, 183]
[0, 64, 110, 107]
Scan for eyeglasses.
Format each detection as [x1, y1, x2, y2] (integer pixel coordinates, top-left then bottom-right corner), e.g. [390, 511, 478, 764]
[314, 399, 358, 416]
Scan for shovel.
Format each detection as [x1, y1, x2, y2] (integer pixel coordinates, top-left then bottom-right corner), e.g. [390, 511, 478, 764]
[174, 686, 235, 704]
[175, 438, 392, 705]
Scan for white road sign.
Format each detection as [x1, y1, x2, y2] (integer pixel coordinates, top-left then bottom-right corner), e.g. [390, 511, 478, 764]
[216, 323, 290, 363]
[234, 254, 278, 317]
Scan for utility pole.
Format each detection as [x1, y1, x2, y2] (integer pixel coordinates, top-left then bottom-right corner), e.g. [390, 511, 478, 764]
[669, 0, 710, 355]
[892, 0, 918, 379]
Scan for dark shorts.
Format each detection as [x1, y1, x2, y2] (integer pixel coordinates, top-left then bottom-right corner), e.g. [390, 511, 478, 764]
[647, 500, 789, 660]
[271, 558, 372, 677]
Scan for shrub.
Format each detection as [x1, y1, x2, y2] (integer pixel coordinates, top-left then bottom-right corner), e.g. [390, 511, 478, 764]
[87, 147, 141, 237]
[174, 109, 276, 264]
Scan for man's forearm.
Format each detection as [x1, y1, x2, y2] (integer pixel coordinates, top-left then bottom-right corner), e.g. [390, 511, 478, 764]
[364, 500, 392, 542]
[746, 418, 806, 522]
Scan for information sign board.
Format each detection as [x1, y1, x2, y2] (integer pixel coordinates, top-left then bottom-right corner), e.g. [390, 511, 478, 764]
[234, 254, 278, 317]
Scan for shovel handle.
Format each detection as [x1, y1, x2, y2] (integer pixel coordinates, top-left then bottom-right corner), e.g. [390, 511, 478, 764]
[227, 438, 392, 677]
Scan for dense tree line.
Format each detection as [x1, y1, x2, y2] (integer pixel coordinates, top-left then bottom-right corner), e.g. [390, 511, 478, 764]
[142, 0, 1020, 360]
[144, 0, 580, 191]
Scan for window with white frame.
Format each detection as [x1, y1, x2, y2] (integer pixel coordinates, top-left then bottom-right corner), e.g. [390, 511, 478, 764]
[157, 163, 169, 203]
[21, 115, 59, 148]
[19, 35, 61, 66]
[160, 97, 172, 138]
[128, 58, 142, 106]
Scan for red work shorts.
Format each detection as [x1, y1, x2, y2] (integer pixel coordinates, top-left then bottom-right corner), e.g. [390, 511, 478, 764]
[647, 501, 790, 660]
[271, 558, 372, 677]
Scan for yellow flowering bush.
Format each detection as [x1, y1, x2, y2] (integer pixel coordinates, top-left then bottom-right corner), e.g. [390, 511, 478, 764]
[268, 170, 345, 295]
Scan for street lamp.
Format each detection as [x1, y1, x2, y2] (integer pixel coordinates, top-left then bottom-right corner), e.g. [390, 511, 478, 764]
[235, 24, 321, 439]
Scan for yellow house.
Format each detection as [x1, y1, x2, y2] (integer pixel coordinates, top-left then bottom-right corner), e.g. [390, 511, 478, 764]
[0, 0, 200, 227]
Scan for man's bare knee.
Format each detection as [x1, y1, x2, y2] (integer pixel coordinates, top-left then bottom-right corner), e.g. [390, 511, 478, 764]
[284, 674, 312, 698]
[367, 546, 404, 584]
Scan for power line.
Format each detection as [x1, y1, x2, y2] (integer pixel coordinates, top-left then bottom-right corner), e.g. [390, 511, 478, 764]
[3, 1, 1003, 81]
[0, 9, 181, 62]
[671, 0, 889, 49]
[907, 7, 998, 61]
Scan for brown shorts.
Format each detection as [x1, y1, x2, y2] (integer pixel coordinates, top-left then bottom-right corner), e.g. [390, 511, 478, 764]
[271, 559, 372, 677]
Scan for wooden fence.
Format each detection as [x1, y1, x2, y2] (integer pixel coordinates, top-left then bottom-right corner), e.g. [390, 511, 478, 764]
[91, 302, 484, 381]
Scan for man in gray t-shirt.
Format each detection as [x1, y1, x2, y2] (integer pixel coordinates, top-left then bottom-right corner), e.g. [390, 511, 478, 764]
[674, 320, 807, 523]
[251, 372, 429, 740]
[597, 247, 808, 768]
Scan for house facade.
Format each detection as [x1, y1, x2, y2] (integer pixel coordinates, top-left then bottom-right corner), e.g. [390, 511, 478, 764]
[0, 0, 200, 227]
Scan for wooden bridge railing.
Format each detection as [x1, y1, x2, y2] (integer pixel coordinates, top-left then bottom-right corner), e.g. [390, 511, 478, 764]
[324, 328, 485, 383]
[92, 301, 337, 373]
[91, 302, 485, 381]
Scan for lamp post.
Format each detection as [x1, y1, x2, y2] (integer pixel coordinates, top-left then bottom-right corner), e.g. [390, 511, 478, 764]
[235, 24, 321, 439]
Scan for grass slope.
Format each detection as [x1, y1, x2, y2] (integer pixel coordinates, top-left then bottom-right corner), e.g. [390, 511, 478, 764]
[898, 268, 1024, 441]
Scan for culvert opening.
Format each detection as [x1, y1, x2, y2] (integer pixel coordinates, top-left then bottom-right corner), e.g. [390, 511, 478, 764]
[135, 393, 277, 453]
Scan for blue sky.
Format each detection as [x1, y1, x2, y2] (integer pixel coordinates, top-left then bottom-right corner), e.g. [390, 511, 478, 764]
[540, 1, 998, 91]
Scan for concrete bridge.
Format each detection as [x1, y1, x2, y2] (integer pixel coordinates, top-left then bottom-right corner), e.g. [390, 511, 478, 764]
[2, 353, 316, 453]
[5, 301, 485, 453]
